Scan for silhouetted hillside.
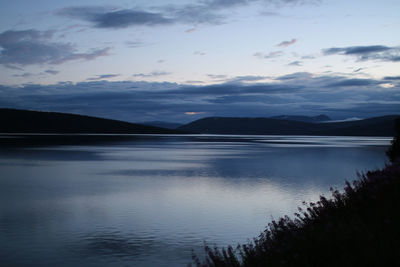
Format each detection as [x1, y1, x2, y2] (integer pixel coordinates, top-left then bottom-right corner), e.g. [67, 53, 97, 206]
[270, 114, 331, 123]
[178, 115, 399, 136]
[178, 117, 313, 135]
[0, 108, 181, 134]
[140, 121, 183, 129]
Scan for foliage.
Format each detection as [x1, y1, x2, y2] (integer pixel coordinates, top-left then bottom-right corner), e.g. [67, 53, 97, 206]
[386, 118, 400, 162]
[193, 127, 400, 267]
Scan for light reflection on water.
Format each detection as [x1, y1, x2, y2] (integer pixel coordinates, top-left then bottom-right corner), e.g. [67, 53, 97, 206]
[0, 135, 391, 266]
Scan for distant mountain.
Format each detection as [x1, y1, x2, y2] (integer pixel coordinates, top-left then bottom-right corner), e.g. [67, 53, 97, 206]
[178, 115, 400, 136]
[270, 114, 331, 123]
[140, 121, 183, 129]
[0, 108, 182, 134]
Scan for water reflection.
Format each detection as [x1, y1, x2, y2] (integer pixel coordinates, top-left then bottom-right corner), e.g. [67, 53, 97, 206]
[0, 135, 391, 266]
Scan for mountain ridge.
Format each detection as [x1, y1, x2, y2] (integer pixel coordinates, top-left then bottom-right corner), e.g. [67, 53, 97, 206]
[0, 108, 182, 134]
[177, 115, 399, 136]
[1, 108, 398, 136]
[269, 114, 331, 123]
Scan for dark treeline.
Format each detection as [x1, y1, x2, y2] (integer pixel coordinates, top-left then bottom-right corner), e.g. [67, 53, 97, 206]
[193, 119, 400, 267]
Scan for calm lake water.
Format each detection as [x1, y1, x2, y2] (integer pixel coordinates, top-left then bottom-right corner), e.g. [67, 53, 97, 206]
[0, 135, 391, 266]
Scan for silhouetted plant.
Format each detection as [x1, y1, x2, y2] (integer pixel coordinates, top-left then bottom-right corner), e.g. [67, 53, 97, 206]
[193, 128, 400, 267]
[387, 118, 400, 162]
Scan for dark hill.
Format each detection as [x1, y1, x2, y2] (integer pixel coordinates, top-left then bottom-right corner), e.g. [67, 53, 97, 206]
[178, 117, 313, 135]
[0, 108, 181, 134]
[178, 115, 399, 136]
[270, 114, 331, 123]
[311, 115, 398, 136]
[140, 121, 183, 129]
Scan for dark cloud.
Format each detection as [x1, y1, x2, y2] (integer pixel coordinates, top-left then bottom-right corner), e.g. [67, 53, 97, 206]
[13, 72, 32, 78]
[58, 1, 319, 29]
[161, 3, 223, 24]
[174, 83, 302, 96]
[277, 38, 297, 47]
[3, 64, 25, 70]
[325, 78, 380, 87]
[45, 69, 60, 75]
[324, 45, 390, 55]
[384, 76, 400, 80]
[204, 0, 319, 8]
[59, 7, 173, 28]
[206, 0, 250, 8]
[323, 45, 400, 62]
[0, 29, 110, 66]
[1, 73, 398, 122]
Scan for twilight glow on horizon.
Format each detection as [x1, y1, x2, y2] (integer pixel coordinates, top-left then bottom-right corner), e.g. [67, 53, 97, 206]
[0, 0, 399, 123]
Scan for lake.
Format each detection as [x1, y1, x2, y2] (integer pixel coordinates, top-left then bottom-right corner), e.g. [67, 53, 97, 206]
[0, 135, 391, 266]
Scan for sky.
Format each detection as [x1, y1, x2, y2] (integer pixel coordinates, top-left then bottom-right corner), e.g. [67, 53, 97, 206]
[0, 0, 399, 123]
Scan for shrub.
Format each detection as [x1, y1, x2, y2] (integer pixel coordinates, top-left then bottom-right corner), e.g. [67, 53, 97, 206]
[193, 124, 400, 267]
[386, 118, 400, 163]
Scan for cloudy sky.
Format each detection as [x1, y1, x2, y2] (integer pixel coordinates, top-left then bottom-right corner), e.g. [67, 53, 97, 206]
[0, 0, 399, 123]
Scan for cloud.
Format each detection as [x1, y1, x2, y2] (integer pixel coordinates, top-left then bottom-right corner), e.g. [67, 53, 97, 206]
[324, 45, 390, 55]
[13, 72, 32, 78]
[185, 28, 197, 33]
[1, 72, 398, 123]
[202, 0, 319, 8]
[125, 40, 144, 48]
[380, 83, 396, 88]
[208, 74, 228, 79]
[0, 29, 110, 66]
[58, 1, 320, 29]
[185, 111, 205, 115]
[323, 45, 400, 62]
[161, 4, 223, 24]
[230, 75, 269, 82]
[132, 71, 171, 78]
[87, 74, 120, 81]
[277, 38, 297, 47]
[194, 51, 206, 56]
[276, 72, 313, 80]
[185, 80, 205, 84]
[384, 76, 400, 80]
[3, 64, 25, 70]
[288, 60, 302, 66]
[324, 78, 380, 88]
[301, 55, 315, 59]
[58, 7, 173, 28]
[45, 69, 59, 75]
[253, 51, 283, 59]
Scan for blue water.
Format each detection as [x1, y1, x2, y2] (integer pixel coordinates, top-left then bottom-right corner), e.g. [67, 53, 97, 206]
[0, 135, 391, 266]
